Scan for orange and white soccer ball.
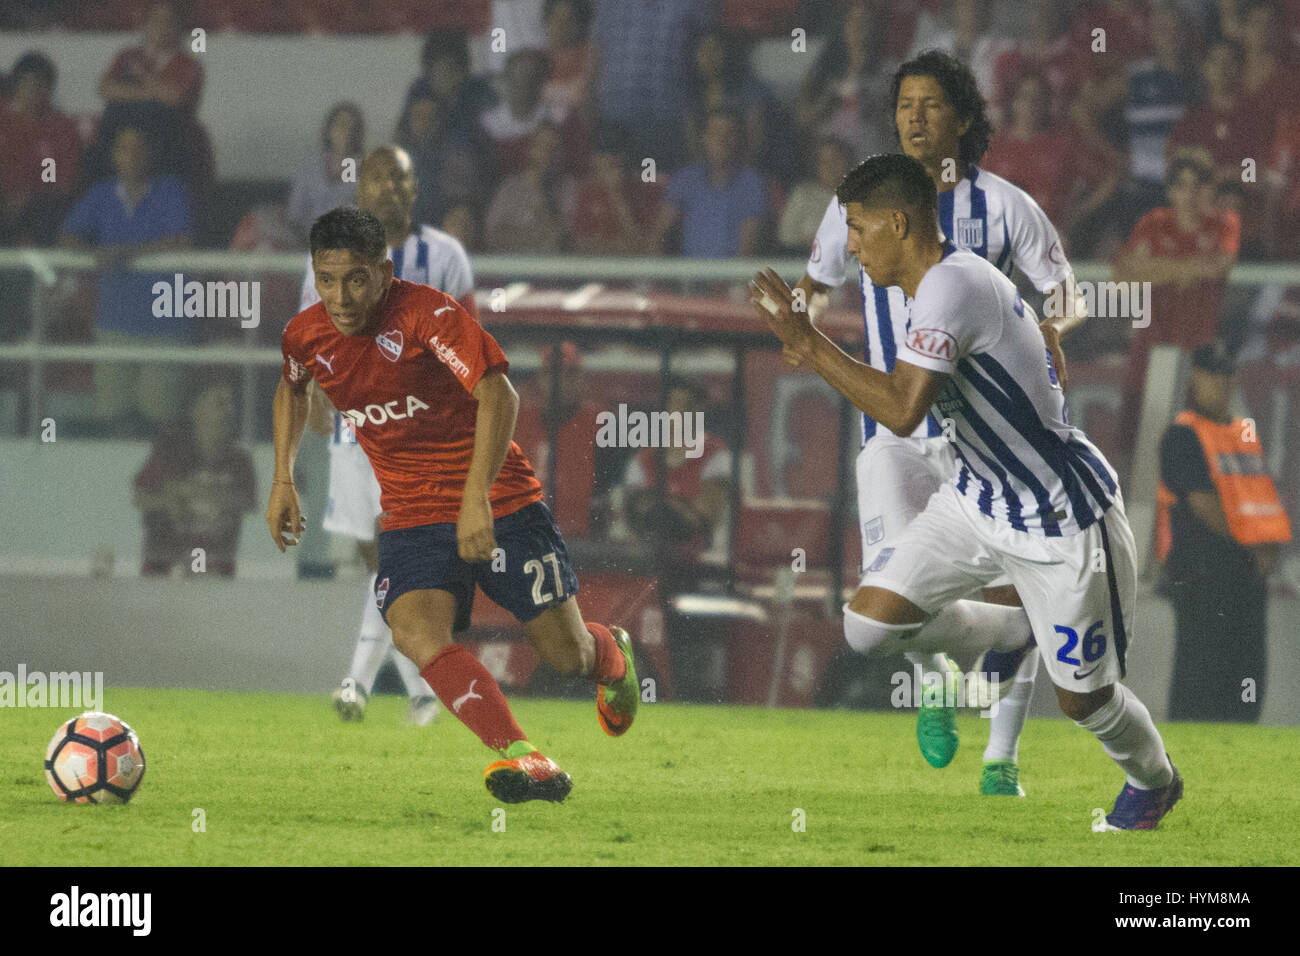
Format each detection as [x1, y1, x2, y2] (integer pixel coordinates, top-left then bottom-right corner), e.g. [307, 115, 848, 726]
[44, 712, 146, 804]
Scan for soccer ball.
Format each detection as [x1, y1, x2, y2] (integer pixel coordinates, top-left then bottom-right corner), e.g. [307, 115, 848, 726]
[44, 712, 146, 804]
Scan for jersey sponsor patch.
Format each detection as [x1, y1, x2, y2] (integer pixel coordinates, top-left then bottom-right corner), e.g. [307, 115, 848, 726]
[429, 334, 470, 378]
[375, 329, 403, 362]
[905, 327, 957, 362]
[287, 354, 310, 385]
[375, 576, 390, 609]
[866, 547, 895, 573]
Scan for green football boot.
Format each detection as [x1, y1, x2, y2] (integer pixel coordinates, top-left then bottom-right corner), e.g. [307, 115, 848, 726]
[597, 626, 638, 736]
[980, 759, 1026, 796]
[916, 655, 960, 768]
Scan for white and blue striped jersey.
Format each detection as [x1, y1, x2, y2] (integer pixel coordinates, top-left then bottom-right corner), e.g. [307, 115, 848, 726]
[299, 224, 475, 446]
[806, 164, 1074, 444]
[901, 247, 1117, 536]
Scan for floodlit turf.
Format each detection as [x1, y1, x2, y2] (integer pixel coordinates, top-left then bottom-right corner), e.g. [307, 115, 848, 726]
[4, 688, 1297, 866]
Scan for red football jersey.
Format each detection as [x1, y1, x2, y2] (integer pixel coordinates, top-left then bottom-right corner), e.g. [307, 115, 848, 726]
[281, 278, 542, 530]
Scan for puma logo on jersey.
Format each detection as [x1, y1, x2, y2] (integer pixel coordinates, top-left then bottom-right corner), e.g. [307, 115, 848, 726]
[452, 680, 484, 714]
[433, 304, 455, 316]
[429, 334, 470, 378]
[315, 353, 335, 375]
[343, 394, 430, 428]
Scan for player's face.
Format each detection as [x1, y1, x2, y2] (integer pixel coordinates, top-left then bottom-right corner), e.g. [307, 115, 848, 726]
[358, 152, 417, 228]
[311, 249, 393, 336]
[844, 201, 902, 287]
[896, 75, 969, 166]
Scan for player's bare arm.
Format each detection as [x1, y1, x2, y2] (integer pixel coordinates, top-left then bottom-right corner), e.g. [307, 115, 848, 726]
[753, 268, 946, 435]
[1040, 272, 1088, 390]
[266, 376, 309, 551]
[458, 370, 520, 562]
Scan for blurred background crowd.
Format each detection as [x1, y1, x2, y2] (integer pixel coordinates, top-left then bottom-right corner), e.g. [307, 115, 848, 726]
[5, 0, 1300, 259]
[3, 0, 1299, 715]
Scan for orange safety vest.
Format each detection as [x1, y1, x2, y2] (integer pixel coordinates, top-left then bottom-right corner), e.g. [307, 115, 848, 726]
[1156, 410, 1293, 561]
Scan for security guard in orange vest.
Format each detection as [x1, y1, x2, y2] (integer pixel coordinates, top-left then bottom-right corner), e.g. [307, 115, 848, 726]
[1157, 342, 1292, 722]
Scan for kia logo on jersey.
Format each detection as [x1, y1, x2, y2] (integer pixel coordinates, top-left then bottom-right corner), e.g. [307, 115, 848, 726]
[376, 576, 390, 608]
[376, 329, 404, 362]
[906, 327, 957, 361]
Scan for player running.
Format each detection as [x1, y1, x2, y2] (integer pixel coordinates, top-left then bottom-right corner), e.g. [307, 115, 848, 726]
[794, 51, 1087, 794]
[268, 207, 638, 803]
[757, 154, 1182, 830]
[300, 145, 477, 727]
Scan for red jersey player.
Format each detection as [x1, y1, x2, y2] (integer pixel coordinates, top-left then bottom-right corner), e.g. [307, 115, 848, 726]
[266, 208, 638, 803]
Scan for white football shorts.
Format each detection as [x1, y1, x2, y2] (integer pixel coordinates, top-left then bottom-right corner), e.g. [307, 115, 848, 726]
[861, 481, 1136, 692]
[856, 433, 1013, 589]
[322, 439, 382, 541]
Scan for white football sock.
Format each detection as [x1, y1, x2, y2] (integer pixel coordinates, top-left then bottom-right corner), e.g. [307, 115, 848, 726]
[346, 573, 390, 695]
[845, 600, 1028, 658]
[1075, 683, 1174, 790]
[983, 651, 1038, 763]
[392, 650, 435, 700]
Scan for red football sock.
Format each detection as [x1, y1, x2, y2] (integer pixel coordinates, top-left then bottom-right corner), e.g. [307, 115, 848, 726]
[420, 644, 526, 753]
[588, 622, 627, 685]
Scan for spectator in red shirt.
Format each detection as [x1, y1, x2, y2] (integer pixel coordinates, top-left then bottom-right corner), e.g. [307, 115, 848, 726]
[1166, 38, 1272, 252]
[1264, 106, 1300, 257]
[794, 0, 897, 159]
[541, 0, 596, 124]
[1223, 0, 1299, 123]
[484, 122, 577, 253]
[513, 342, 602, 538]
[982, 70, 1120, 249]
[133, 379, 257, 577]
[992, 0, 1092, 129]
[1114, 148, 1240, 413]
[618, 378, 733, 569]
[569, 127, 663, 255]
[0, 51, 83, 245]
[479, 49, 574, 178]
[94, 1, 204, 185]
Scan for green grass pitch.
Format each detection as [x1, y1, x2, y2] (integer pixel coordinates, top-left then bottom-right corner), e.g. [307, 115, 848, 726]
[4, 688, 1297, 866]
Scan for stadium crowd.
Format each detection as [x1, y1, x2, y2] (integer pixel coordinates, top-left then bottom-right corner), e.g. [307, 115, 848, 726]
[4, 0, 1300, 261]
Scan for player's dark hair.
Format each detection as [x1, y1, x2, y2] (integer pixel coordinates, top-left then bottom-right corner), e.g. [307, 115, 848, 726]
[12, 50, 56, 88]
[421, 28, 471, 73]
[836, 153, 938, 222]
[890, 49, 993, 168]
[310, 207, 388, 263]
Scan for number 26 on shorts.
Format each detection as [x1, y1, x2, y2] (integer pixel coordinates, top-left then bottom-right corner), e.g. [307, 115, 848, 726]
[1053, 620, 1107, 666]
